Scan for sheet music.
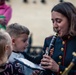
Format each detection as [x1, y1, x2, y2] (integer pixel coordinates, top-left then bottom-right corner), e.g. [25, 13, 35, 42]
[14, 58, 44, 71]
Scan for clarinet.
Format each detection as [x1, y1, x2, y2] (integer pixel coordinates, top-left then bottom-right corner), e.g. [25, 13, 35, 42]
[39, 33, 58, 75]
[45, 33, 58, 55]
[39, 29, 58, 75]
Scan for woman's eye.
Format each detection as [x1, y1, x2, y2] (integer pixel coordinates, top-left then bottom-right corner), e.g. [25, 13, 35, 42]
[51, 19, 62, 23]
[23, 39, 27, 42]
[56, 19, 62, 23]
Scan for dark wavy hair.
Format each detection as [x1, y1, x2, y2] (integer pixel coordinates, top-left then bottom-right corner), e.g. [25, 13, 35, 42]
[51, 2, 76, 36]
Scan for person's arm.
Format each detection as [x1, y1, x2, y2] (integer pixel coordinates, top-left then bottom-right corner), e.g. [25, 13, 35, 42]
[22, 52, 43, 64]
[0, 18, 5, 25]
[3, 5, 12, 25]
[0, 15, 6, 29]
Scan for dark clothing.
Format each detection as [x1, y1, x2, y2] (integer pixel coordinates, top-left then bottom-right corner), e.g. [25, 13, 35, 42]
[22, 52, 43, 64]
[41, 0, 46, 3]
[23, 0, 28, 3]
[60, 0, 63, 2]
[43, 35, 76, 75]
[0, 62, 24, 75]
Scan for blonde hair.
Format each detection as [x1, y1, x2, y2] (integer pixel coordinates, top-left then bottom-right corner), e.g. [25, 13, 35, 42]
[0, 29, 11, 58]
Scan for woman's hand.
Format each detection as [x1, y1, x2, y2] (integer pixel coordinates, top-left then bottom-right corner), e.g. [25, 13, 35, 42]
[50, 48, 54, 56]
[45, 47, 54, 56]
[40, 54, 59, 72]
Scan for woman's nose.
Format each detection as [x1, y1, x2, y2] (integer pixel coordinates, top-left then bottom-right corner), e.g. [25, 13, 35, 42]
[53, 21, 58, 28]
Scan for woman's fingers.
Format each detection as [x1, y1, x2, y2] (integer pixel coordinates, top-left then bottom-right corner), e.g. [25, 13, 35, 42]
[50, 48, 54, 56]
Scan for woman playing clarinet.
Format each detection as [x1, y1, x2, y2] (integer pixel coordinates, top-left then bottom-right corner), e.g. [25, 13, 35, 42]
[32, 2, 76, 75]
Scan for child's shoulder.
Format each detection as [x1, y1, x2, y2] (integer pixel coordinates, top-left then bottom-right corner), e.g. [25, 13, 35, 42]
[9, 52, 24, 62]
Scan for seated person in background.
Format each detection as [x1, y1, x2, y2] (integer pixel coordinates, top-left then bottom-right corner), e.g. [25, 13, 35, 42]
[0, 0, 12, 25]
[0, 29, 24, 75]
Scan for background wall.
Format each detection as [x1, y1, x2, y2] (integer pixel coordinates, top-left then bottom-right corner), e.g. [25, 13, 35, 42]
[7, 0, 76, 46]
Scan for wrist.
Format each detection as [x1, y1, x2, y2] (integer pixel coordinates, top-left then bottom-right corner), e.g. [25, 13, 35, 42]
[56, 65, 59, 72]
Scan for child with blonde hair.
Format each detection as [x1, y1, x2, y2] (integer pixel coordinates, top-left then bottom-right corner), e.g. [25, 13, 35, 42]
[0, 29, 24, 75]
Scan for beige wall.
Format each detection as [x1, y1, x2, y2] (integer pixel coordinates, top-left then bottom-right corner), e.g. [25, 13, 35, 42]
[7, 0, 76, 46]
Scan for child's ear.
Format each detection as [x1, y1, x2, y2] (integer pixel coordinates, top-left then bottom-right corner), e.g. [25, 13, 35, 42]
[5, 45, 9, 51]
[12, 38, 16, 44]
[5, 45, 11, 58]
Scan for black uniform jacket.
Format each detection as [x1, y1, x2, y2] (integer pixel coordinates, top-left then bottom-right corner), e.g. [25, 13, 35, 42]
[43, 35, 76, 75]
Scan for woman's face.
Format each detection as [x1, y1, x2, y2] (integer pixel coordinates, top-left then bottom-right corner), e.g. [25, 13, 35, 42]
[51, 11, 69, 37]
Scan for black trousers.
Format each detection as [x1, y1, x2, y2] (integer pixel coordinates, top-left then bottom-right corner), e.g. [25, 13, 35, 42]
[23, 0, 28, 3]
[60, 0, 63, 2]
[6, 0, 9, 1]
[41, 0, 46, 3]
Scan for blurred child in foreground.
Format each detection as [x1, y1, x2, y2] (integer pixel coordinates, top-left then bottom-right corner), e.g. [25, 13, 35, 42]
[0, 29, 24, 75]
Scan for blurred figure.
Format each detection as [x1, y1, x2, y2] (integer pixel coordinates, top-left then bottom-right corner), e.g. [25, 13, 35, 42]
[33, 0, 36, 4]
[23, 0, 28, 3]
[0, 0, 12, 25]
[0, 15, 6, 29]
[60, 0, 63, 2]
[5, 0, 9, 2]
[41, 0, 46, 4]
[0, 29, 24, 75]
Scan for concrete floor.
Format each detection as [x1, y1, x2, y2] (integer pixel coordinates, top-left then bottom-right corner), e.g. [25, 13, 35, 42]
[6, 0, 76, 46]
